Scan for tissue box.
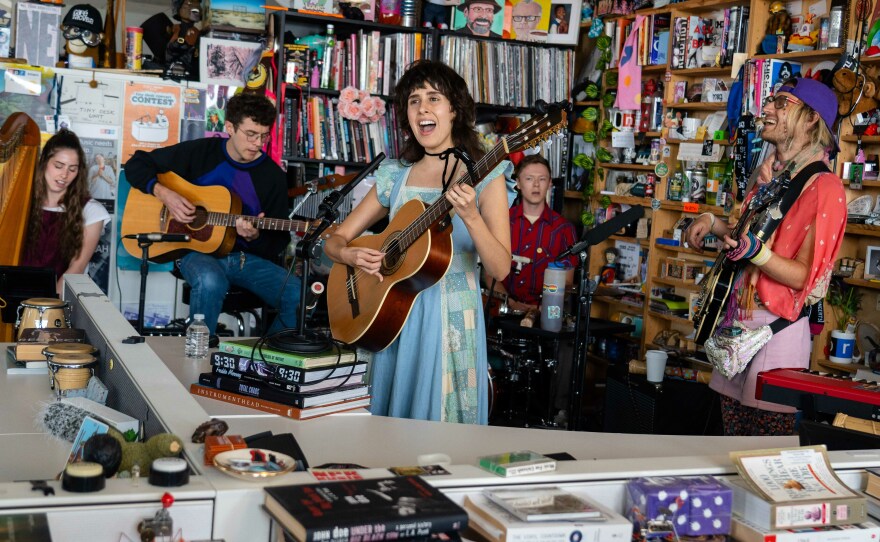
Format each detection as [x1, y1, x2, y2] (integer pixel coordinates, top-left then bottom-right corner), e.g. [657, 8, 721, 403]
[626, 475, 733, 537]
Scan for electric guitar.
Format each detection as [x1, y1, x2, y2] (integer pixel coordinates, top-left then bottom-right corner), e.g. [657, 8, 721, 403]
[692, 171, 792, 345]
[121, 171, 314, 263]
[327, 108, 568, 352]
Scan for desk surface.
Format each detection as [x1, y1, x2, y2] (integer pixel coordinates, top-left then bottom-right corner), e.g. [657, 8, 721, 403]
[147, 336, 797, 469]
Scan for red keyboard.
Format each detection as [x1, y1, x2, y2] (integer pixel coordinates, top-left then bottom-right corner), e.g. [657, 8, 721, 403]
[756, 369, 880, 418]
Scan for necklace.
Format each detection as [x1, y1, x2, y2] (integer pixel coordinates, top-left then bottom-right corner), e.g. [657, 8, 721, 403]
[423, 147, 460, 191]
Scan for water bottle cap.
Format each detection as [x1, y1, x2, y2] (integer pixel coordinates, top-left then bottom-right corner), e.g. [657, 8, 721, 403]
[548, 261, 570, 270]
[194, 314, 205, 320]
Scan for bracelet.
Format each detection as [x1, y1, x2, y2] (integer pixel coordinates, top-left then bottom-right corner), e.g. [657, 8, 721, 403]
[700, 212, 716, 233]
[750, 244, 773, 267]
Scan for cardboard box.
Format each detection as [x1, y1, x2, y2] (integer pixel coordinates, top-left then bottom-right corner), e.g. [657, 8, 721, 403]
[663, 257, 686, 280]
[626, 475, 733, 537]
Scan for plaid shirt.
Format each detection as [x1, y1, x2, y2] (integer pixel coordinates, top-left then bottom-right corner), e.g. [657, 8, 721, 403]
[503, 204, 577, 305]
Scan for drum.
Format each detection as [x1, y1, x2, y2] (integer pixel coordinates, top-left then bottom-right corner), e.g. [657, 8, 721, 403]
[43, 343, 97, 359]
[17, 298, 68, 337]
[46, 353, 97, 393]
[481, 288, 516, 318]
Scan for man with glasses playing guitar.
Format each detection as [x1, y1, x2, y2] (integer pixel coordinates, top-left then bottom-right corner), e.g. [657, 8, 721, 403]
[685, 78, 846, 436]
[125, 93, 300, 335]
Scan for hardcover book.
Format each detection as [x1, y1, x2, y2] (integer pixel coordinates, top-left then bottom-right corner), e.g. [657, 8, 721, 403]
[731, 515, 880, 542]
[217, 338, 357, 369]
[482, 487, 603, 521]
[190, 383, 371, 420]
[263, 476, 468, 542]
[463, 494, 632, 542]
[16, 328, 87, 361]
[210, 351, 367, 388]
[198, 372, 369, 408]
[477, 451, 557, 477]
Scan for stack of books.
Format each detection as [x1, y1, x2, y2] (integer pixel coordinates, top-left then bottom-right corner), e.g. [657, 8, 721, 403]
[189, 338, 370, 420]
[727, 446, 880, 541]
[7, 328, 88, 374]
[462, 487, 632, 541]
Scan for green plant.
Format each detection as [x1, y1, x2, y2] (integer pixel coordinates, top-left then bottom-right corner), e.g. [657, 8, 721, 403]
[826, 279, 863, 331]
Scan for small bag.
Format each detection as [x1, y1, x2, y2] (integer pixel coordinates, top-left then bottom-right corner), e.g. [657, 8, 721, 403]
[705, 321, 773, 378]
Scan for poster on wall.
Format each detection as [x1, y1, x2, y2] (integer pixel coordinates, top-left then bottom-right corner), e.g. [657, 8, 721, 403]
[121, 82, 181, 164]
[0, 63, 54, 126]
[199, 38, 262, 87]
[181, 87, 207, 142]
[58, 76, 124, 126]
[14, 2, 60, 69]
[79, 135, 120, 294]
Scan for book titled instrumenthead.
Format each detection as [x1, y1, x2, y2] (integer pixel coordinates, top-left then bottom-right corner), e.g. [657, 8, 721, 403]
[263, 476, 468, 542]
[477, 451, 557, 477]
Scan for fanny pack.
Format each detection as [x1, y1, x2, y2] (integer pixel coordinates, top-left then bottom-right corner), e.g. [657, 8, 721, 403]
[706, 304, 812, 378]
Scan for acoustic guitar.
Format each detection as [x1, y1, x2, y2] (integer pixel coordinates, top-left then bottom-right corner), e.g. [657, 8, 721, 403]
[121, 171, 314, 263]
[327, 108, 567, 352]
[692, 171, 792, 345]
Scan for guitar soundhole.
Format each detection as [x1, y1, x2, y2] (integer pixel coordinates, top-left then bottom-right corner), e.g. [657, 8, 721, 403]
[380, 232, 405, 276]
[190, 207, 209, 230]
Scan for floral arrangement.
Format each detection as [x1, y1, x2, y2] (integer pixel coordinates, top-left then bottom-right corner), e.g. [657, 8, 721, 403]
[338, 86, 387, 124]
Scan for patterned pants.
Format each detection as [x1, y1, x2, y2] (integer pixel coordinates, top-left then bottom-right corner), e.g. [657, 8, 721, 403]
[719, 395, 797, 436]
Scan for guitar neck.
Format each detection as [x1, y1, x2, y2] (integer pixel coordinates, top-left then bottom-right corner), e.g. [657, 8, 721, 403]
[207, 212, 310, 233]
[395, 142, 508, 250]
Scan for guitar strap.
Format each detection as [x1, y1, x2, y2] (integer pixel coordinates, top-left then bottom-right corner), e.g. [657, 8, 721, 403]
[760, 160, 831, 334]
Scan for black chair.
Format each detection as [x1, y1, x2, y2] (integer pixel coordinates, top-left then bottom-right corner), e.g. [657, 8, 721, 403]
[171, 264, 265, 336]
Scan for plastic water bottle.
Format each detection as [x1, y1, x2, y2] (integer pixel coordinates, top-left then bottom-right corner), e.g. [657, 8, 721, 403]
[185, 313, 209, 360]
[541, 263, 567, 332]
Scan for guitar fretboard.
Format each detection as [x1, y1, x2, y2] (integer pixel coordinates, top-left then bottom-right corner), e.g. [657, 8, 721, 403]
[206, 212, 310, 233]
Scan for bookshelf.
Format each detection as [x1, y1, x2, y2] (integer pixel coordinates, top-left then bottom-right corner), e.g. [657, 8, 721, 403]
[574, 0, 872, 363]
[274, 11, 577, 182]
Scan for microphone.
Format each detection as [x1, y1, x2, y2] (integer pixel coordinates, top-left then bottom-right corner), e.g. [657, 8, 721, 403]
[556, 205, 645, 260]
[123, 233, 191, 242]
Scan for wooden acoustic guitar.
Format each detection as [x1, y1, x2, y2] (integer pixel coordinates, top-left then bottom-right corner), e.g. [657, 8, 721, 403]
[327, 108, 567, 352]
[121, 171, 314, 263]
[692, 172, 792, 345]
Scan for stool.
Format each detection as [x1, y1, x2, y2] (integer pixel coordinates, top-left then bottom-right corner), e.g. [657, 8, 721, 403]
[171, 263, 265, 336]
[180, 283, 263, 336]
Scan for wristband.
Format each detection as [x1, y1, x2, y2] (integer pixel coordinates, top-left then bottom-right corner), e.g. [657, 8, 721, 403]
[700, 212, 716, 233]
[749, 244, 773, 267]
[726, 231, 763, 262]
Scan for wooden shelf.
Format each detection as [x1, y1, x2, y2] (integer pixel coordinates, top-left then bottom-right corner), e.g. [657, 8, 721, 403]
[642, 64, 668, 74]
[610, 234, 650, 247]
[667, 102, 727, 111]
[860, 55, 880, 65]
[665, 138, 730, 146]
[652, 277, 702, 291]
[660, 201, 726, 215]
[670, 66, 732, 77]
[647, 311, 693, 325]
[644, 131, 662, 138]
[841, 135, 880, 143]
[848, 180, 880, 188]
[667, 0, 745, 14]
[595, 295, 645, 312]
[845, 224, 880, 238]
[608, 194, 654, 205]
[574, 101, 601, 107]
[598, 162, 656, 171]
[654, 242, 720, 258]
[283, 156, 370, 167]
[816, 358, 860, 374]
[752, 48, 844, 61]
[843, 277, 880, 290]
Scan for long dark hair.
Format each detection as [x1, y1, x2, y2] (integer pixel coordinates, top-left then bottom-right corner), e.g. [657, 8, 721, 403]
[393, 60, 484, 164]
[26, 129, 89, 267]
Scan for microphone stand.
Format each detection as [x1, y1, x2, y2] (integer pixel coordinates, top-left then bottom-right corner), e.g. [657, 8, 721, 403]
[136, 239, 154, 336]
[270, 153, 386, 354]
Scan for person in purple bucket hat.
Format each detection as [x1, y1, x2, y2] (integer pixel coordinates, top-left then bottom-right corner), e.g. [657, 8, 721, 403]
[685, 77, 847, 436]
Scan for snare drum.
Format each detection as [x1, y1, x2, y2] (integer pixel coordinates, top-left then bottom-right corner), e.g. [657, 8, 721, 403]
[17, 298, 68, 337]
[46, 352, 97, 393]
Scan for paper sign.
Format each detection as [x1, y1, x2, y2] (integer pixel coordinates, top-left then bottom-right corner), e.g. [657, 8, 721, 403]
[683, 202, 700, 213]
[786, 1, 803, 16]
[5, 67, 41, 96]
[611, 131, 636, 148]
[678, 142, 723, 162]
[808, 0, 827, 17]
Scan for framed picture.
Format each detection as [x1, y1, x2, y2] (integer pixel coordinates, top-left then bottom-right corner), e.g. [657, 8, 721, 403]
[199, 38, 263, 87]
[452, 0, 505, 37]
[545, 0, 582, 45]
[865, 246, 880, 280]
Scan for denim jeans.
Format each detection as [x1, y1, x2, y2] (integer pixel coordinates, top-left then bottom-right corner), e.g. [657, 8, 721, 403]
[178, 251, 300, 334]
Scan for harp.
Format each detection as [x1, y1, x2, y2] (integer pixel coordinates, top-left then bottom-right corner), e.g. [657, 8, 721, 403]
[0, 113, 41, 341]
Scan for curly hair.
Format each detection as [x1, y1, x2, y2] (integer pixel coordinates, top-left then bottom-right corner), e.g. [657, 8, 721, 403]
[26, 129, 89, 268]
[393, 60, 484, 164]
[225, 92, 276, 128]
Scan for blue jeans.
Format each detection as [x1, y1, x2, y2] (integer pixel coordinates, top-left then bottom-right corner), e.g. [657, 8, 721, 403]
[178, 251, 300, 334]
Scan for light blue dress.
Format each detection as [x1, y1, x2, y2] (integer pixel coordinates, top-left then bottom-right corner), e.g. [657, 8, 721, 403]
[369, 159, 512, 424]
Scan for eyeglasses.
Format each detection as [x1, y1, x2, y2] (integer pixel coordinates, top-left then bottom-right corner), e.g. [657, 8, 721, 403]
[762, 94, 801, 110]
[512, 15, 540, 22]
[238, 129, 272, 143]
[468, 5, 496, 14]
[62, 26, 102, 47]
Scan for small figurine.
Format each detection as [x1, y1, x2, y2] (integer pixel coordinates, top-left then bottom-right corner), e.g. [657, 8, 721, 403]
[423, 0, 457, 28]
[600, 247, 621, 285]
[59, 4, 104, 69]
[165, 0, 202, 80]
[622, 146, 636, 164]
[762, 0, 792, 53]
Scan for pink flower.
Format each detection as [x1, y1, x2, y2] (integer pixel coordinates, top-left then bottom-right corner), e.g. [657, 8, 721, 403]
[340, 101, 362, 120]
[367, 113, 382, 123]
[340, 86, 360, 104]
[370, 96, 387, 116]
[358, 89, 370, 101]
[360, 98, 377, 118]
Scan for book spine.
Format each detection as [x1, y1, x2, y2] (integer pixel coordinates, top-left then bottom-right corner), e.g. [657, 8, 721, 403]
[216, 343, 309, 368]
[199, 372, 310, 408]
[190, 383, 301, 418]
[771, 499, 868, 530]
[502, 461, 557, 476]
[303, 511, 468, 542]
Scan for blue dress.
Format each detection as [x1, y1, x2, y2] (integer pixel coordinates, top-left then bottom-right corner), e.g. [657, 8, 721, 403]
[369, 160, 511, 424]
